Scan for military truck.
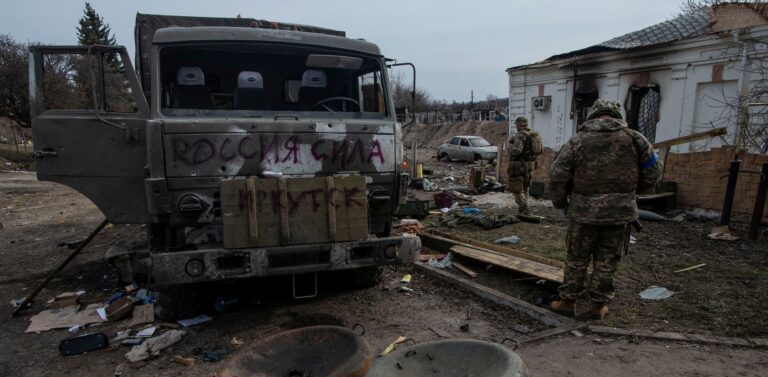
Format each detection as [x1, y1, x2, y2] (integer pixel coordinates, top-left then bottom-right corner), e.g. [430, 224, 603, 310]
[28, 14, 420, 315]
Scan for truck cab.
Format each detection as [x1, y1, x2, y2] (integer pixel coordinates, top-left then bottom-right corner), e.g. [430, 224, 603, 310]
[28, 15, 420, 309]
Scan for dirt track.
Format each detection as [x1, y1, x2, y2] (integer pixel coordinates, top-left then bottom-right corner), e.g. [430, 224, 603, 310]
[1, 171, 767, 376]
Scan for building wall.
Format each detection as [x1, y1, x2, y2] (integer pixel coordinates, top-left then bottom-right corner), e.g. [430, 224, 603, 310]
[507, 25, 768, 153]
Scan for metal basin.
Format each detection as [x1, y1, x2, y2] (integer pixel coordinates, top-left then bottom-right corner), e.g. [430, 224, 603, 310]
[217, 325, 373, 377]
[365, 339, 527, 377]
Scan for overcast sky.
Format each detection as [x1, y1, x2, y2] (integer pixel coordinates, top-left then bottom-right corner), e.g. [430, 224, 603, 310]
[1, 0, 684, 102]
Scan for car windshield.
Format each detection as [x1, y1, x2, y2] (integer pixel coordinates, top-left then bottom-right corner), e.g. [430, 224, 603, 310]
[469, 138, 491, 147]
[159, 43, 389, 119]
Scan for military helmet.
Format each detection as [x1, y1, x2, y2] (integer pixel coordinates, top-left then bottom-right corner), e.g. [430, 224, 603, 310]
[586, 99, 622, 120]
[514, 116, 528, 126]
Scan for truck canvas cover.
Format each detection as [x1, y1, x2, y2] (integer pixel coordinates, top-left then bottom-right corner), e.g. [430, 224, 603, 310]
[134, 13, 346, 99]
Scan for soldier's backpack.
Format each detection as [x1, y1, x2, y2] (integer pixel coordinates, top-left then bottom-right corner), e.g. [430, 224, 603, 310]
[523, 131, 544, 161]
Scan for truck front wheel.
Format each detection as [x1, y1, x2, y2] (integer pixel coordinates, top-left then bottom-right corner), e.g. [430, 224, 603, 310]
[153, 285, 201, 321]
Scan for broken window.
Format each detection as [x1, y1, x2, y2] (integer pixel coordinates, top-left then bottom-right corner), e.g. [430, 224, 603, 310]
[626, 85, 661, 143]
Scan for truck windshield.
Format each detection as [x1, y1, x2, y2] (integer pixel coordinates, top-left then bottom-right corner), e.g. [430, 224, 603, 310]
[159, 44, 389, 119]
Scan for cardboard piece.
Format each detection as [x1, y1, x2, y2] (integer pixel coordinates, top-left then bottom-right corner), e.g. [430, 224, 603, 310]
[26, 304, 106, 333]
[50, 292, 79, 308]
[128, 304, 155, 327]
[106, 297, 134, 321]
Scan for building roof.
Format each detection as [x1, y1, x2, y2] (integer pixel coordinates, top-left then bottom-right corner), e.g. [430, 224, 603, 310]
[537, 3, 768, 64]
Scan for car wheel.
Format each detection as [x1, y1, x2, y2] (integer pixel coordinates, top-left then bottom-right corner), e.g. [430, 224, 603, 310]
[473, 153, 481, 162]
[439, 152, 449, 161]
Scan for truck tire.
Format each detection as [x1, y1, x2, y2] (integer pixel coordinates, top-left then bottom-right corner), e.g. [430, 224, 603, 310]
[351, 266, 384, 288]
[153, 285, 201, 321]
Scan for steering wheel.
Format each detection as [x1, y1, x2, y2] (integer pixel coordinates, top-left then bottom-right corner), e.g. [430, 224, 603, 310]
[312, 97, 361, 112]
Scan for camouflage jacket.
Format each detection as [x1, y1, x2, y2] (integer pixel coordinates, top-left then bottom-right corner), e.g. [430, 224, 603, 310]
[548, 117, 662, 225]
[509, 128, 532, 161]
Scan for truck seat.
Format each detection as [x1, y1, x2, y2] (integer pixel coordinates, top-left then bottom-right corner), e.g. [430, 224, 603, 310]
[298, 69, 330, 110]
[234, 71, 269, 110]
[172, 66, 214, 109]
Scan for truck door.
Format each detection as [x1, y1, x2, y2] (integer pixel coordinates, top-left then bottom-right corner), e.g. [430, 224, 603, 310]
[29, 46, 150, 223]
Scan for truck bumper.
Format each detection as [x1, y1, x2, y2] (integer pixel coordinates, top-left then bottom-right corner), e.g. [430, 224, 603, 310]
[144, 235, 421, 285]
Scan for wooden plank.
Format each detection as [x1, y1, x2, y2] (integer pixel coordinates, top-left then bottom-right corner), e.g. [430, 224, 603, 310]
[334, 176, 368, 242]
[450, 245, 564, 283]
[277, 177, 290, 244]
[415, 263, 573, 327]
[422, 230, 565, 268]
[254, 178, 281, 247]
[326, 176, 337, 242]
[516, 323, 586, 345]
[452, 262, 477, 278]
[637, 192, 675, 200]
[587, 326, 765, 348]
[287, 177, 329, 245]
[221, 179, 250, 249]
[653, 127, 727, 148]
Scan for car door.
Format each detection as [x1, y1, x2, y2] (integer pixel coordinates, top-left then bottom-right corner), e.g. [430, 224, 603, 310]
[458, 138, 472, 161]
[29, 46, 151, 223]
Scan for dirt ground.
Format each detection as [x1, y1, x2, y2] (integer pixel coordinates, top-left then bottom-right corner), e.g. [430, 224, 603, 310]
[2, 170, 768, 376]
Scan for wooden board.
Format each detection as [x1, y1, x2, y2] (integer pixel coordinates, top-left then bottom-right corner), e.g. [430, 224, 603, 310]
[450, 245, 564, 283]
[452, 262, 478, 278]
[422, 230, 565, 268]
[222, 176, 368, 249]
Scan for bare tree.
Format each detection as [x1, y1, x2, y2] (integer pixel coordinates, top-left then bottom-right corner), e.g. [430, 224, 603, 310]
[389, 71, 432, 112]
[680, 0, 767, 14]
[0, 34, 31, 128]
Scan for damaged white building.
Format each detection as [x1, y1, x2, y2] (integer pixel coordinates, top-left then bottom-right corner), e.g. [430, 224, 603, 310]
[506, 3, 768, 152]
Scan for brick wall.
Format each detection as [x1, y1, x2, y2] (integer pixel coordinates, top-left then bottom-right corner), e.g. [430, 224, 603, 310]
[530, 146, 768, 221]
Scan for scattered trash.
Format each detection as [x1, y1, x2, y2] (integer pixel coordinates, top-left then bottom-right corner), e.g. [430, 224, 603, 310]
[125, 283, 138, 293]
[439, 212, 519, 230]
[427, 252, 452, 268]
[629, 236, 637, 244]
[517, 214, 543, 223]
[136, 326, 157, 338]
[512, 324, 530, 334]
[686, 208, 720, 222]
[421, 178, 439, 191]
[68, 324, 86, 334]
[674, 263, 706, 273]
[493, 236, 520, 245]
[173, 355, 196, 366]
[105, 297, 134, 321]
[26, 304, 106, 333]
[399, 219, 421, 226]
[121, 338, 144, 346]
[9, 297, 27, 308]
[214, 297, 241, 313]
[177, 314, 213, 327]
[50, 292, 81, 308]
[57, 240, 84, 249]
[638, 209, 666, 222]
[707, 225, 739, 241]
[59, 332, 108, 356]
[230, 337, 245, 348]
[380, 336, 407, 356]
[668, 214, 686, 223]
[639, 286, 675, 300]
[433, 192, 453, 208]
[570, 330, 584, 338]
[462, 207, 481, 215]
[443, 176, 455, 182]
[399, 286, 413, 293]
[128, 304, 155, 327]
[106, 291, 126, 305]
[459, 323, 470, 332]
[96, 307, 108, 321]
[110, 330, 132, 344]
[135, 289, 156, 305]
[203, 351, 224, 362]
[125, 330, 187, 362]
[400, 274, 412, 283]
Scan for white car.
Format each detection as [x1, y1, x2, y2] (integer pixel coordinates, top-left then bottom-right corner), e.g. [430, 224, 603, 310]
[437, 136, 498, 163]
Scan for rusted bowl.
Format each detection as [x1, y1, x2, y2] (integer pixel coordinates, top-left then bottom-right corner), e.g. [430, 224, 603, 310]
[217, 325, 373, 377]
[365, 339, 527, 377]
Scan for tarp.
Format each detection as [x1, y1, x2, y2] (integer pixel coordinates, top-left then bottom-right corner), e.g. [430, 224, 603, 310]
[134, 13, 345, 100]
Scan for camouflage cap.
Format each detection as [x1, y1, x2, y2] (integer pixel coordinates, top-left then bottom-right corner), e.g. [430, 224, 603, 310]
[586, 99, 622, 120]
[514, 116, 528, 126]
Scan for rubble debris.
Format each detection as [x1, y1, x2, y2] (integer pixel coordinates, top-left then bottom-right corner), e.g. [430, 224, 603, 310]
[128, 304, 154, 327]
[125, 330, 187, 362]
[380, 336, 407, 356]
[493, 236, 520, 245]
[121, 338, 143, 346]
[438, 213, 519, 230]
[674, 263, 706, 273]
[110, 330, 132, 344]
[106, 297, 134, 321]
[445, 190, 474, 202]
[230, 337, 245, 348]
[136, 326, 157, 338]
[177, 314, 213, 327]
[400, 274, 412, 283]
[421, 178, 439, 191]
[708, 225, 739, 241]
[173, 355, 196, 366]
[512, 324, 531, 334]
[59, 332, 108, 356]
[639, 286, 675, 300]
[26, 304, 106, 333]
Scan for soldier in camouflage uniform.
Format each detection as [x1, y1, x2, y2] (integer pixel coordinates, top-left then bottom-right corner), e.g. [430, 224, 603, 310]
[507, 116, 537, 215]
[548, 100, 662, 319]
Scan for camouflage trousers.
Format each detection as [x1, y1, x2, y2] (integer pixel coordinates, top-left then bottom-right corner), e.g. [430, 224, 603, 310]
[507, 164, 533, 215]
[510, 184, 530, 215]
[559, 222, 629, 304]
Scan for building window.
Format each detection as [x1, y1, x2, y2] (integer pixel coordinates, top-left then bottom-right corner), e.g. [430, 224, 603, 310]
[626, 84, 661, 142]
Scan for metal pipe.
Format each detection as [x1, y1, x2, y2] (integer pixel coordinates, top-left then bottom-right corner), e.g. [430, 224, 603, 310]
[720, 159, 741, 226]
[748, 163, 768, 240]
[12, 219, 108, 316]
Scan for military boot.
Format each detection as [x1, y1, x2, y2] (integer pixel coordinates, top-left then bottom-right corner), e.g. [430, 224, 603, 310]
[549, 298, 575, 317]
[590, 303, 609, 320]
